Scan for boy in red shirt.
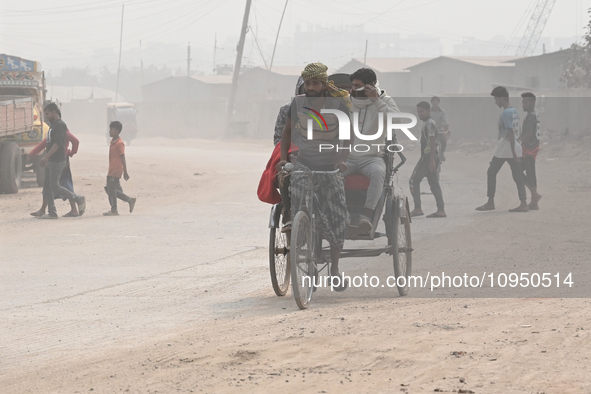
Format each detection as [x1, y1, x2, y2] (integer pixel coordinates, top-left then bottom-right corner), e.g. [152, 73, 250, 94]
[104, 121, 136, 216]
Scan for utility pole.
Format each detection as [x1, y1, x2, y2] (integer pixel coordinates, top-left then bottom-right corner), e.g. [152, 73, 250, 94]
[115, 4, 124, 102]
[225, 0, 252, 138]
[213, 33, 217, 74]
[268, 0, 288, 73]
[363, 40, 368, 66]
[140, 40, 143, 87]
[187, 42, 191, 77]
[257, 0, 288, 137]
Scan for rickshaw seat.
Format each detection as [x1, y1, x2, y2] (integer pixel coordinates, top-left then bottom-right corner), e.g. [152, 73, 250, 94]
[344, 174, 370, 191]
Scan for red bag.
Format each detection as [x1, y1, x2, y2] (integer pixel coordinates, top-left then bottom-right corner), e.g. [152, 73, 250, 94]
[257, 142, 297, 204]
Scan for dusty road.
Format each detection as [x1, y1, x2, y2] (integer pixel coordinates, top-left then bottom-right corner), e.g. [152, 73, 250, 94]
[1, 134, 590, 393]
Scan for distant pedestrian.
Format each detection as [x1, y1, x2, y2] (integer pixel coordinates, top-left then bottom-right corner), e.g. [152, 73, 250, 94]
[37, 103, 86, 219]
[476, 86, 527, 212]
[520, 92, 542, 210]
[430, 96, 450, 162]
[409, 101, 446, 218]
[104, 121, 136, 216]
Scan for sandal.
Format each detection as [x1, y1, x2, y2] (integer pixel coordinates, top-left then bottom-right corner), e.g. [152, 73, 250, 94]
[281, 221, 292, 233]
[30, 211, 44, 217]
[331, 275, 349, 292]
[426, 212, 447, 218]
[63, 212, 79, 217]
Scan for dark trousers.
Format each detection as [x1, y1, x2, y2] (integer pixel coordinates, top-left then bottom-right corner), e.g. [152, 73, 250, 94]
[278, 173, 291, 222]
[522, 156, 537, 188]
[42, 157, 74, 202]
[104, 176, 130, 211]
[410, 155, 444, 211]
[486, 157, 526, 201]
[44, 160, 79, 216]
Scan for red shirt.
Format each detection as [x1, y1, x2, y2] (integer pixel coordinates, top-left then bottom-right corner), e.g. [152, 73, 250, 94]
[108, 137, 125, 178]
[29, 129, 79, 158]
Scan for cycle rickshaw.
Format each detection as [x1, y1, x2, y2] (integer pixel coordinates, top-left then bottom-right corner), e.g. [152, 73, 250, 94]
[268, 138, 413, 309]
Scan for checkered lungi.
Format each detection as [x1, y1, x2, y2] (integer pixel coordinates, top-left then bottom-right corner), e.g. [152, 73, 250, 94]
[290, 162, 350, 250]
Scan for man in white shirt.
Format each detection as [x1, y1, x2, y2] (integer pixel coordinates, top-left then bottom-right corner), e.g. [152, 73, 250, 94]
[476, 86, 528, 213]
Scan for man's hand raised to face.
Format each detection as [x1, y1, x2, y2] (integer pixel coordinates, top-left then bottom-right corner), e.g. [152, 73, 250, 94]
[365, 84, 379, 102]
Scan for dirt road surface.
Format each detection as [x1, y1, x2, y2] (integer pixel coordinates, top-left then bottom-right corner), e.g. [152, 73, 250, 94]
[1, 134, 590, 393]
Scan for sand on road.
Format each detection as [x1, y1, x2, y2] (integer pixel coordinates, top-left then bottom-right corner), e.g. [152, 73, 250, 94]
[1, 134, 590, 393]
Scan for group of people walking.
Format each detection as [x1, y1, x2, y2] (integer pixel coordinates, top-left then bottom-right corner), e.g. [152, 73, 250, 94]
[28, 103, 136, 219]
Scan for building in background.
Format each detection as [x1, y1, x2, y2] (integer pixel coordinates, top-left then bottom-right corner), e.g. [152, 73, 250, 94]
[405, 56, 518, 96]
[509, 49, 572, 90]
[337, 57, 430, 97]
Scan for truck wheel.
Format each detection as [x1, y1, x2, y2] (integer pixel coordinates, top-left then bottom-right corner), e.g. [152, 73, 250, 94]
[0, 141, 23, 193]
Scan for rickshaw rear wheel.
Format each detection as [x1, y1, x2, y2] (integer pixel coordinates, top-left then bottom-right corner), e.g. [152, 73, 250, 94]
[290, 210, 314, 310]
[269, 207, 291, 296]
[386, 195, 413, 296]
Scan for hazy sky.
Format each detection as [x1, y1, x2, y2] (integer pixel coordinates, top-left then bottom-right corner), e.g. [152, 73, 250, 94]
[1, 0, 590, 73]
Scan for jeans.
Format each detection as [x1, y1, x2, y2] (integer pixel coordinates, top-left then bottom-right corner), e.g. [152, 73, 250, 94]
[486, 156, 526, 201]
[44, 160, 79, 216]
[410, 155, 444, 211]
[342, 156, 386, 211]
[42, 157, 73, 202]
[521, 155, 537, 188]
[105, 176, 130, 211]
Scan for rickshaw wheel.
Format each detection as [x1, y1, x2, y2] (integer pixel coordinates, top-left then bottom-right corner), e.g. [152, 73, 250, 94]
[386, 195, 413, 296]
[269, 210, 291, 296]
[290, 210, 314, 310]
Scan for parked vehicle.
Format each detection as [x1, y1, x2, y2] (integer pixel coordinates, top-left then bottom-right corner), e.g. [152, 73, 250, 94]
[0, 54, 48, 193]
[107, 102, 138, 145]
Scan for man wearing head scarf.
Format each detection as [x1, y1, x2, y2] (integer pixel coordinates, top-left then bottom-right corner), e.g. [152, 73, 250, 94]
[278, 62, 352, 291]
[343, 67, 400, 234]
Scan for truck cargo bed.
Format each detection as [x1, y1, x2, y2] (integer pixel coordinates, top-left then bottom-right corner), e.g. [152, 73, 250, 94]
[0, 97, 34, 137]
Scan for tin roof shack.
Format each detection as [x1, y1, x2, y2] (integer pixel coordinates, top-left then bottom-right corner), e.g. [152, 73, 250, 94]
[509, 49, 572, 90]
[139, 75, 231, 138]
[337, 58, 430, 97]
[405, 56, 518, 96]
[141, 75, 231, 103]
[236, 66, 304, 101]
[229, 66, 306, 139]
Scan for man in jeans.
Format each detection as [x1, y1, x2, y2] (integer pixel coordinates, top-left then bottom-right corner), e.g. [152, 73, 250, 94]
[38, 103, 86, 219]
[430, 96, 450, 162]
[409, 101, 446, 218]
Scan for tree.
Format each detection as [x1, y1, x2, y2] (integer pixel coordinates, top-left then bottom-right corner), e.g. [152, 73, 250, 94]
[50, 67, 98, 87]
[562, 8, 591, 88]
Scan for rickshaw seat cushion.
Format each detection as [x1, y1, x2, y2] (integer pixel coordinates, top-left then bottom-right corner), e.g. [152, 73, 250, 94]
[344, 174, 370, 190]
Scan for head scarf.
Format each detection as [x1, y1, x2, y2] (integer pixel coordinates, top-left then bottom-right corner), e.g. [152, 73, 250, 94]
[301, 62, 328, 82]
[301, 62, 352, 109]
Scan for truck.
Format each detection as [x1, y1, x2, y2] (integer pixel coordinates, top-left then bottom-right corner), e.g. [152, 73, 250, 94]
[0, 54, 49, 193]
[107, 102, 138, 145]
